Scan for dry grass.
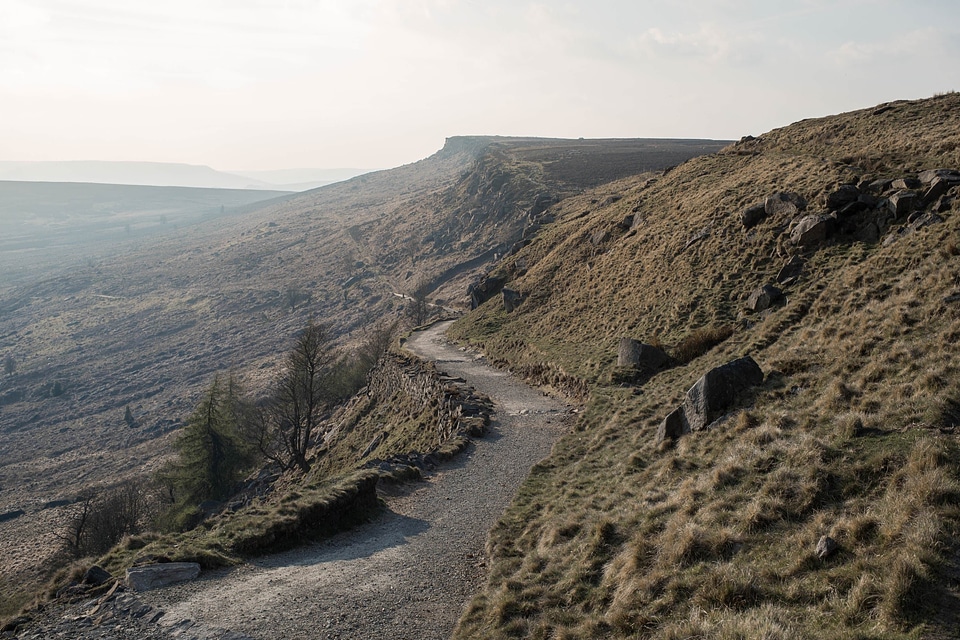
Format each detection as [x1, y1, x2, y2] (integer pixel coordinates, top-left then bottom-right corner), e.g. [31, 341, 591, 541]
[451, 94, 960, 638]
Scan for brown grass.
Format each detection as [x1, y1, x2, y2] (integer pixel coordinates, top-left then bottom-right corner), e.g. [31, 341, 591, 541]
[450, 94, 960, 638]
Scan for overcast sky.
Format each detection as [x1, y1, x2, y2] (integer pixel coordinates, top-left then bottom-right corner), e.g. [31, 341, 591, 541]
[1, 0, 958, 171]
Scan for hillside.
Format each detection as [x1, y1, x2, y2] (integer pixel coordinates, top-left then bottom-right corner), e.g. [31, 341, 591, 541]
[448, 94, 960, 637]
[0, 135, 727, 615]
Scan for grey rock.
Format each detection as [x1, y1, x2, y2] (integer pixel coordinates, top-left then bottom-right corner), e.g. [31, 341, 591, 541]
[891, 177, 922, 190]
[682, 356, 764, 432]
[826, 185, 860, 210]
[923, 176, 952, 204]
[887, 191, 918, 217]
[746, 284, 783, 312]
[467, 275, 504, 310]
[776, 256, 805, 284]
[740, 203, 766, 229]
[656, 406, 689, 443]
[82, 565, 113, 586]
[791, 214, 834, 246]
[125, 562, 200, 592]
[502, 288, 522, 313]
[765, 192, 805, 217]
[617, 338, 672, 372]
[816, 535, 838, 559]
[918, 168, 960, 185]
[855, 222, 880, 243]
[590, 229, 611, 246]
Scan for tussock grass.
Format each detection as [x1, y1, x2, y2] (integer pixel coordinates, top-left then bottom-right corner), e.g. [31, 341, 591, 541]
[451, 94, 960, 638]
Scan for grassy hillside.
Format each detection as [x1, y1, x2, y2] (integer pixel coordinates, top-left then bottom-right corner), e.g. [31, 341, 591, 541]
[449, 94, 960, 638]
[0, 136, 726, 617]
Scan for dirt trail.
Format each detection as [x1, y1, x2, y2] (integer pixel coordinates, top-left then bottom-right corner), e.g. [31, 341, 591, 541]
[142, 321, 569, 640]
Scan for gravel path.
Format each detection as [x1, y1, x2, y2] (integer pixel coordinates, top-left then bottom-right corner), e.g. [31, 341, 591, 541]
[136, 321, 570, 639]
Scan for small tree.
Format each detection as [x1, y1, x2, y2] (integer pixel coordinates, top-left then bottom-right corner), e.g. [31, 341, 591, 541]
[3, 355, 15, 377]
[407, 278, 431, 327]
[157, 374, 258, 529]
[60, 480, 151, 558]
[258, 322, 336, 472]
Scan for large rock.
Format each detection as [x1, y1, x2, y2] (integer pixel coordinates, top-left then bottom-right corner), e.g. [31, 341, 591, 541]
[682, 356, 764, 432]
[740, 203, 766, 229]
[746, 284, 783, 312]
[918, 168, 960, 185]
[776, 256, 805, 284]
[764, 191, 805, 217]
[467, 275, 504, 310]
[791, 214, 834, 246]
[923, 176, 952, 204]
[656, 356, 764, 443]
[826, 185, 860, 210]
[617, 338, 672, 373]
[502, 288, 523, 313]
[125, 562, 200, 592]
[887, 191, 918, 217]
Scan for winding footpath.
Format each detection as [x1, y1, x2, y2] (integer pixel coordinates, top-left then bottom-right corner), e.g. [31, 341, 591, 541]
[142, 321, 569, 639]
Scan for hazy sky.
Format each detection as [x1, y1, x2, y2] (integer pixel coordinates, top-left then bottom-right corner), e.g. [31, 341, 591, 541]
[1, 0, 958, 170]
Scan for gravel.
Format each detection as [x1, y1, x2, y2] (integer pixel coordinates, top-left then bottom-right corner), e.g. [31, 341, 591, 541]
[13, 321, 569, 640]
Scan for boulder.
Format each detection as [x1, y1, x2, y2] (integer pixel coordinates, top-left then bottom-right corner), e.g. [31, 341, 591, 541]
[740, 203, 766, 229]
[682, 356, 764, 432]
[502, 288, 523, 313]
[826, 185, 860, 210]
[617, 338, 672, 373]
[590, 229, 611, 246]
[791, 214, 834, 246]
[776, 256, 805, 284]
[918, 168, 960, 185]
[528, 193, 554, 218]
[764, 192, 805, 217]
[125, 562, 200, 592]
[82, 565, 113, 587]
[891, 177, 922, 190]
[923, 176, 952, 204]
[657, 356, 764, 444]
[746, 285, 783, 312]
[887, 191, 918, 217]
[816, 535, 838, 559]
[656, 406, 689, 443]
[467, 275, 504, 310]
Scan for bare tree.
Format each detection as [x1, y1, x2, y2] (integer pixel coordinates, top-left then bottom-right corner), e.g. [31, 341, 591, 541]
[407, 278, 432, 327]
[59, 480, 152, 558]
[259, 322, 335, 472]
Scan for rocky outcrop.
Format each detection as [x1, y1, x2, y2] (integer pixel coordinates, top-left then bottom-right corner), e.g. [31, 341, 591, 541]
[467, 275, 505, 310]
[776, 256, 805, 285]
[502, 288, 523, 312]
[740, 203, 766, 229]
[125, 562, 200, 592]
[657, 356, 764, 444]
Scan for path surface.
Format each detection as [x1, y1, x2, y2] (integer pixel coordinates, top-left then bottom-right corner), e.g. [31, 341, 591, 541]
[142, 321, 569, 640]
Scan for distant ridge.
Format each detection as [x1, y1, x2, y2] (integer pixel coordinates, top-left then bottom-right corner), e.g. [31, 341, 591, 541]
[0, 161, 373, 192]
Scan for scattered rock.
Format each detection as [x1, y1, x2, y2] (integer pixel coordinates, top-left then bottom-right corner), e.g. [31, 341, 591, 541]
[891, 177, 921, 190]
[826, 185, 860, 210]
[887, 191, 918, 217]
[617, 338, 672, 373]
[791, 214, 834, 246]
[126, 562, 200, 592]
[746, 284, 783, 312]
[741, 203, 766, 229]
[82, 565, 113, 587]
[776, 256, 805, 284]
[683, 356, 764, 432]
[816, 535, 838, 559]
[600, 195, 623, 207]
[923, 176, 952, 204]
[590, 229, 611, 246]
[502, 288, 523, 313]
[918, 168, 960, 185]
[657, 356, 764, 443]
[765, 192, 806, 218]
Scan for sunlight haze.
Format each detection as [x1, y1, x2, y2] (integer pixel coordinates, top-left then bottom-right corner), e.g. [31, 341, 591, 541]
[1, 0, 958, 171]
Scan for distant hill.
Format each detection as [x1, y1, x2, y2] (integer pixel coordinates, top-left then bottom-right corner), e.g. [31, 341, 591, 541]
[230, 168, 374, 191]
[0, 161, 370, 191]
